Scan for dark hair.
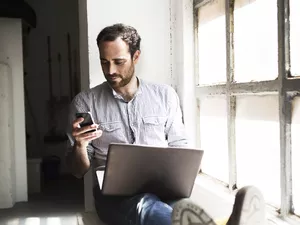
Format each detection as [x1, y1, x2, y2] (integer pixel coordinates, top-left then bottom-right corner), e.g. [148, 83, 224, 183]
[96, 23, 141, 58]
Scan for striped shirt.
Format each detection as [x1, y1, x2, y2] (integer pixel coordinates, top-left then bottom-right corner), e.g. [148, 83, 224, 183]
[66, 78, 189, 166]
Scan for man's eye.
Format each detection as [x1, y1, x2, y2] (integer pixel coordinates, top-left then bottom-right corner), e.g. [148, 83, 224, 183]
[101, 61, 108, 64]
[115, 61, 125, 65]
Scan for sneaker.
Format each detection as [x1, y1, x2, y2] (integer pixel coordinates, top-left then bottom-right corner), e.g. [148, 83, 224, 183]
[172, 199, 217, 225]
[226, 186, 266, 225]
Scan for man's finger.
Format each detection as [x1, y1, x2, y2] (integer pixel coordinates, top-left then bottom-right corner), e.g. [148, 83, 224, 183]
[76, 124, 99, 135]
[75, 130, 102, 142]
[84, 137, 98, 142]
[76, 130, 97, 140]
[72, 118, 84, 129]
[72, 124, 98, 138]
[83, 130, 102, 140]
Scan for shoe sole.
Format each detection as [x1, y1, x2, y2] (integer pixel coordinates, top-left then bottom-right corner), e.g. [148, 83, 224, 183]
[227, 186, 266, 225]
[172, 199, 217, 225]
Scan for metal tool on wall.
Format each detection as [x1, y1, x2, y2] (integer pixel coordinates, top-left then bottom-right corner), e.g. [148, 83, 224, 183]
[57, 52, 62, 100]
[67, 33, 74, 99]
[46, 36, 54, 129]
[44, 36, 67, 143]
[24, 75, 44, 157]
[73, 49, 80, 96]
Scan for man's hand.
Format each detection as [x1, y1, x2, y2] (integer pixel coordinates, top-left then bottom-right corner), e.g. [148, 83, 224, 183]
[72, 117, 103, 148]
[67, 118, 103, 178]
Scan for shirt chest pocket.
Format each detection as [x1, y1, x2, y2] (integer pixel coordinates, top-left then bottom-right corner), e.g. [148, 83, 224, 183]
[96, 121, 126, 145]
[142, 116, 167, 137]
[101, 122, 121, 132]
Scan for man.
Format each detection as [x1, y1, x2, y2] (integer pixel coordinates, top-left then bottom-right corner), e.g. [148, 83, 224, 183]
[66, 23, 266, 225]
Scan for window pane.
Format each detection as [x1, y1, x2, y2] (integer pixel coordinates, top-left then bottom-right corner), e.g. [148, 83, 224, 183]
[236, 95, 280, 207]
[234, 0, 278, 82]
[290, 0, 300, 76]
[198, 0, 226, 85]
[200, 96, 228, 183]
[291, 97, 300, 215]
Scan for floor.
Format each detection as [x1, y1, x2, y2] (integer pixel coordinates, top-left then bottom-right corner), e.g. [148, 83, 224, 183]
[0, 175, 104, 225]
[4, 173, 279, 225]
[0, 174, 283, 225]
[0, 174, 234, 225]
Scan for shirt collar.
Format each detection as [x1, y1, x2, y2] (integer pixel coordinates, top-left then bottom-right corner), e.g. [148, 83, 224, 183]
[108, 77, 143, 101]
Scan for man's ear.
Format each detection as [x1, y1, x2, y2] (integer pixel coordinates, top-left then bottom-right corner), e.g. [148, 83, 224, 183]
[133, 50, 141, 64]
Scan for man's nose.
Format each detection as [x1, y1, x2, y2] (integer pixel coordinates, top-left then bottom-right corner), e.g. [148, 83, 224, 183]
[108, 64, 117, 74]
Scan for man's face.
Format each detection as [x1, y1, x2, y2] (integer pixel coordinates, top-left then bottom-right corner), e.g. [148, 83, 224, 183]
[98, 37, 140, 88]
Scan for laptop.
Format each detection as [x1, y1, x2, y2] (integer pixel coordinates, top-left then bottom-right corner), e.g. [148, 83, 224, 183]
[96, 143, 204, 199]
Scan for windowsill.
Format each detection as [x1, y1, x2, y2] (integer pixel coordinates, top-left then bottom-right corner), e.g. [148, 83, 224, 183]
[192, 174, 300, 225]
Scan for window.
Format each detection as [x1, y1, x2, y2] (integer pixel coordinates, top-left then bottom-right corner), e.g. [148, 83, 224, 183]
[234, 0, 278, 82]
[195, 0, 299, 219]
[292, 97, 300, 215]
[197, 0, 226, 85]
[235, 95, 280, 207]
[199, 96, 228, 182]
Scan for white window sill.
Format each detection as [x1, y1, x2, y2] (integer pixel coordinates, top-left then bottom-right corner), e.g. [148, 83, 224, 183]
[192, 174, 300, 225]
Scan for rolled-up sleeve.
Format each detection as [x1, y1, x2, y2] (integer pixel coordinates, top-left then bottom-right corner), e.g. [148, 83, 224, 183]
[165, 87, 189, 147]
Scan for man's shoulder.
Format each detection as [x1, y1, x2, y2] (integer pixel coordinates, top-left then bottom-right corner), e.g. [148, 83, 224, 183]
[71, 82, 109, 105]
[90, 82, 110, 95]
[142, 79, 175, 95]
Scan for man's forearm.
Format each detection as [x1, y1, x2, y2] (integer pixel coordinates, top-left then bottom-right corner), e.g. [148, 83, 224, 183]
[66, 143, 91, 178]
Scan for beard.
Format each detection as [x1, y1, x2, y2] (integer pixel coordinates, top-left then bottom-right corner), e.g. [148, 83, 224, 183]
[104, 63, 135, 88]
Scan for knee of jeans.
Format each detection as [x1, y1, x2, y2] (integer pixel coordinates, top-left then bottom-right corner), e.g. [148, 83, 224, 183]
[138, 194, 159, 207]
[137, 194, 157, 212]
[141, 193, 159, 201]
[138, 199, 173, 225]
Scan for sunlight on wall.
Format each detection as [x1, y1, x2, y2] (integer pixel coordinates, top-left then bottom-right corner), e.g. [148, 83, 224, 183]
[24, 217, 40, 225]
[6, 219, 19, 225]
[46, 217, 61, 225]
[4, 217, 65, 225]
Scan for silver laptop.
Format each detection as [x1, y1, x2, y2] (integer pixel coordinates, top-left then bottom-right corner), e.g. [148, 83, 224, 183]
[96, 143, 204, 199]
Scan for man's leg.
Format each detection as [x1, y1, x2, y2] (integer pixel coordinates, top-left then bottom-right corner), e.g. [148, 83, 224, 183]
[94, 186, 173, 225]
[171, 186, 266, 225]
[137, 194, 173, 225]
[93, 185, 133, 225]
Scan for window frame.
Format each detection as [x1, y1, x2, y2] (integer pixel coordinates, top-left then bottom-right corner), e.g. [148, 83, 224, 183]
[194, 0, 295, 218]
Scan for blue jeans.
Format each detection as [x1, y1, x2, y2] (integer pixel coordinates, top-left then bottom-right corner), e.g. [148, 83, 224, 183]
[93, 186, 179, 225]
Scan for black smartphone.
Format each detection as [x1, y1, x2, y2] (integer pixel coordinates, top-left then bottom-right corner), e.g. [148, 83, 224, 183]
[75, 112, 97, 132]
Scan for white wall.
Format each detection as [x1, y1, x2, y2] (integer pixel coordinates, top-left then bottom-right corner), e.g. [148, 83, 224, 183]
[172, 0, 197, 147]
[0, 63, 14, 208]
[0, 18, 28, 207]
[85, 0, 173, 88]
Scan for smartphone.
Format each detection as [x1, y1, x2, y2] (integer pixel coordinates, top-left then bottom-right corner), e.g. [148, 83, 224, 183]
[75, 112, 97, 132]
